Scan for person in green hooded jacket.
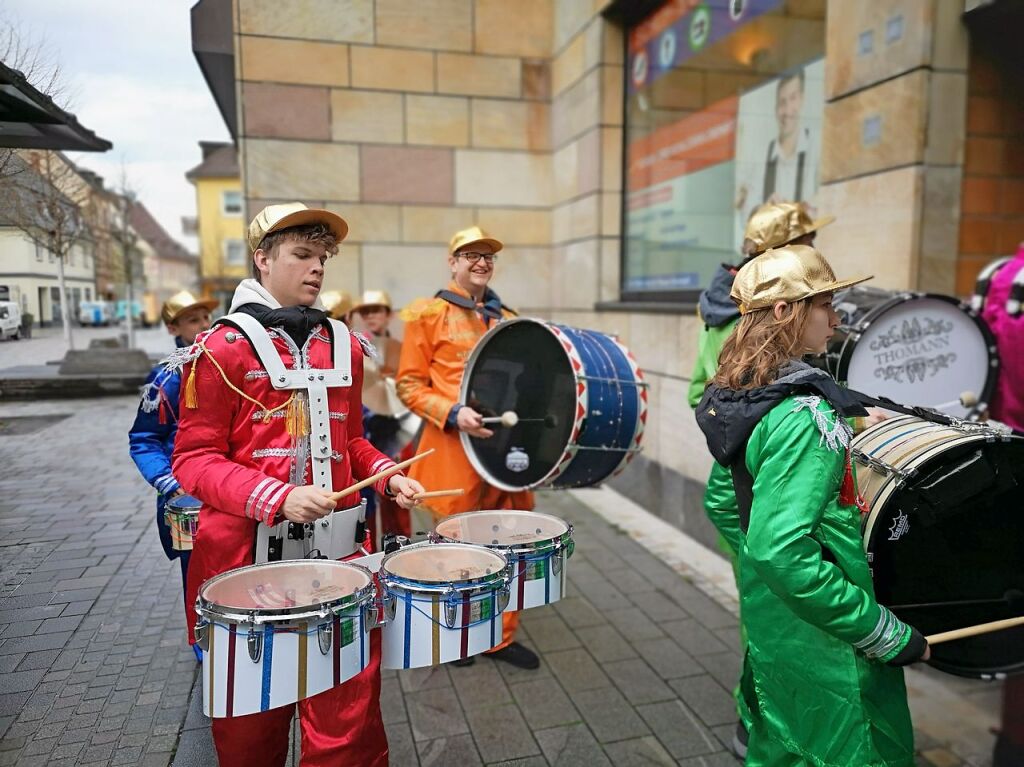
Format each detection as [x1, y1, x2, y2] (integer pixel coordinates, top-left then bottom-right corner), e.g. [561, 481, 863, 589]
[688, 200, 834, 756]
[695, 245, 929, 766]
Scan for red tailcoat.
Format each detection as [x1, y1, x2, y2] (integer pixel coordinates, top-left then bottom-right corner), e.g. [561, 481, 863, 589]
[172, 322, 393, 767]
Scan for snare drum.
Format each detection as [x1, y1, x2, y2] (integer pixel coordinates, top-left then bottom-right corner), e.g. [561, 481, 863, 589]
[164, 495, 201, 551]
[460, 318, 648, 491]
[854, 416, 1024, 678]
[194, 560, 378, 717]
[433, 510, 574, 611]
[378, 543, 511, 669]
[820, 287, 999, 419]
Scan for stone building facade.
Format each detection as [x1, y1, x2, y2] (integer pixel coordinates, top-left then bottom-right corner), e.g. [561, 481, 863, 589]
[192, 0, 1019, 545]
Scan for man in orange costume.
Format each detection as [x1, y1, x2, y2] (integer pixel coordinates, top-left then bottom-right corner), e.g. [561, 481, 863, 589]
[396, 226, 540, 670]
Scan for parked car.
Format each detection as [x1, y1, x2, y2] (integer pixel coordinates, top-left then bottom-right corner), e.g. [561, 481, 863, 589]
[115, 300, 150, 327]
[0, 301, 22, 340]
[79, 300, 115, 326]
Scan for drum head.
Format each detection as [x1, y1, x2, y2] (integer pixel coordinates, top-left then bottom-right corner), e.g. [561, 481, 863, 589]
[460, 320, 577, 489]
[383, 544, 506, 584]
[166, 494, 201, 512]
[837, 293, 995, 419]
[435, 510, 568, 548]
[200, 560, 370, 613]
[866, 437, 1024, 677]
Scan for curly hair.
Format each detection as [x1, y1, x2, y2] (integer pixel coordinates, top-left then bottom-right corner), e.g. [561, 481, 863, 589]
[252, 223, 339, 279]
[712, 298, 814, 390]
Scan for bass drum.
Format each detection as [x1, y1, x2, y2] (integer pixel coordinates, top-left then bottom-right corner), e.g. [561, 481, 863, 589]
[821, 288, 999, 419]
[854, 415, 1024, 678]
[460, 318, 647, 491]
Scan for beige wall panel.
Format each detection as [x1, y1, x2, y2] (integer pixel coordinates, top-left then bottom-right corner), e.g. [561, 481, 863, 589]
[437, 53, 521, 98]
[471, 100, 550, 151]
[361, 245, 451, 314]
[569, 194, 600, 241]
[376, 0, 473, 52]
[931, 0, 968, 70]
[576, 128, 601, 197]
[324, 203, 401, 243]
[240, 37, 349, 87]
[246, 140, 360, 201]
[825, 0, 932, 99]
[659, 376, 714, 481]
[552, 139, 579, 205]
[601, 65, 623, 127]
[351, 47, 435, 93]
[239, 0, 373, 43]
[551, 31, 587, 96]
[523, 60, 552, 102]
[361, 146, 455, 205]
[455, 150, 552, 207]
[551, 68, 601, 149]
[601, 20, 623, 66]
[474, 0, 553, 58]
[492, 246, 553, 310]
[599, 236, 620, 303]
[821, 71, 927, 183]
[243, 82, 330, 140]
[554, 0, 602, 52]
[474, 208, 552, 246]
[814, 166, 923, 291]
[321, 244, 362, 295]
[550, 239, 599, 308]
[406, 94, 470, 147]
[625, 313, 683, 380]
[331, 90, 404, 144]
[601, 192, 620, 237]
[401, 205, 474, 244]
[601, 127, 622, 190]
[924, 71, 967, 166]
[917, 166, 961, 294]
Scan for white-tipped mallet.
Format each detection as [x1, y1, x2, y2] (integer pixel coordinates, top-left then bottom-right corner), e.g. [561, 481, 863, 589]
[480, 411, 557, 428]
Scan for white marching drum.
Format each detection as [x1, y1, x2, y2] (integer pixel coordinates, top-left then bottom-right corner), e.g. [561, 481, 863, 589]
[378, 543, 511, 669]
[195, 560, 379, 717]
[432, 510, 574, 611]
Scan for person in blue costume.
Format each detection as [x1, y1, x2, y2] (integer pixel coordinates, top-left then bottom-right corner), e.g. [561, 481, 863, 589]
[128, 290, 216, 661]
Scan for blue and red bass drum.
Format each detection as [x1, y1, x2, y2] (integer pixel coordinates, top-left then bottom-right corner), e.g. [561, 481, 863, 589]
[459, 318, 648, 491]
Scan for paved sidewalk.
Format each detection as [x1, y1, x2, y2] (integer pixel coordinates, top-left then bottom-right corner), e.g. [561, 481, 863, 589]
[0, 394, 1001, 766]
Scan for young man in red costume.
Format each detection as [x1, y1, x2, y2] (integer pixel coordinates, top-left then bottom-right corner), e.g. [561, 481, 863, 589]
[172, 203, 423, 767]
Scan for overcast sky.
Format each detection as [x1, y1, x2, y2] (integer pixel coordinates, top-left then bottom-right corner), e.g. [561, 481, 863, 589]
[4, 0, 229, 251]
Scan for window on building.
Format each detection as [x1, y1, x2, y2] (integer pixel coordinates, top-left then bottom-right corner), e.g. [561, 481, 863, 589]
[85, 287, 92, 301]
[35, 243, 43, 262]
[224, 239, 247, 266]
[222, 190, 243, 216]
[622, 0, 825, 302]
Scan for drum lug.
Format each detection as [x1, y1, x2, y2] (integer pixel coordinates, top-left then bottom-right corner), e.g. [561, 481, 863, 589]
[194, 621, 210, 652]
[552, 550, 563, 577]
[496, 586, 510, 614]
[247, 625, 262, 664]
[317, 622, 332, 656]
[444, 592, 459, 629]
[364, 595, 394, 631]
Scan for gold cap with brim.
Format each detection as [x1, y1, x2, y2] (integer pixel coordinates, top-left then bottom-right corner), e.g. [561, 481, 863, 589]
[161, 291, 219, 325]
[320, 290, 353, 320]
[743, 201, 834, 255]
[449, 225, 503, 256]
[352, 289, 393, 313]
[247, 202, 349, 253]
[730, 245, 871, 314]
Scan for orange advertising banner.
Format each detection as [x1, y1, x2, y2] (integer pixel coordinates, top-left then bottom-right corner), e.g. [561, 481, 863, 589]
[627, 95, 738, 192]
[629, 0, 702, 54]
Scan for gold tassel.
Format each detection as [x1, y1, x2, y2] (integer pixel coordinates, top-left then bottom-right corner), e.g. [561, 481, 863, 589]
[184, 361, 199, 409]
[285, 394, 308, 437]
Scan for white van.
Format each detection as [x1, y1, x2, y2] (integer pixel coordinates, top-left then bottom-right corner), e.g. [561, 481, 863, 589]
[0, 301, 23, 340]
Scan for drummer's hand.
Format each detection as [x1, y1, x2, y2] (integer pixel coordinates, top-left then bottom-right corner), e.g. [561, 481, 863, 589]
[388, 475, 424, 510]
[865, 407, 889, 427]
[921, 644, 931, 662]
[457, 406, 494, 439]
[280, 486, 336, 523]
[170, 488, 187, 499]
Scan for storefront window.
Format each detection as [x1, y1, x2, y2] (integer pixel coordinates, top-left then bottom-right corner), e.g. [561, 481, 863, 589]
[622, 0, 825, 302]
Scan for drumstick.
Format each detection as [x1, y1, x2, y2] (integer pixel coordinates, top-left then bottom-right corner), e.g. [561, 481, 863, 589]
[926, 615, 1024, 645]
[480, 411, 557, 428]
[411, 489, 465, 501]
[328, 449, 435, 502]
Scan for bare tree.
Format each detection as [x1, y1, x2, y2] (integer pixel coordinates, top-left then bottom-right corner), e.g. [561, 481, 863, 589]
[0, 150, 92, 350]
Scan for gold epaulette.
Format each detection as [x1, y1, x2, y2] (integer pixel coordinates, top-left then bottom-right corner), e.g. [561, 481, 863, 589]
[398, 297, 447, 322]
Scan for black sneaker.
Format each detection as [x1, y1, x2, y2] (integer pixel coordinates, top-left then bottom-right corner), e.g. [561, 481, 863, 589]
[731, 721, 749, 759]
[450, 656, 475, 667]
[487, 642, 540, 669]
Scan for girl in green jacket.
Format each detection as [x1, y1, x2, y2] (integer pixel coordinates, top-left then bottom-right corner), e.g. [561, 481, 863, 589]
[696, 245, 929, 766]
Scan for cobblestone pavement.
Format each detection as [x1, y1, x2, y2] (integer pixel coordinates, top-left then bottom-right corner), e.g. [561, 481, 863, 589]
[0, 325, 173, 370]
[0, 391, 1000, 766]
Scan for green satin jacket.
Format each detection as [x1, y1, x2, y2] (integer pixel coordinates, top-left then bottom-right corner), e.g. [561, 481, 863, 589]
[687, 318, 738, 408]
[704, 395, 915, 766]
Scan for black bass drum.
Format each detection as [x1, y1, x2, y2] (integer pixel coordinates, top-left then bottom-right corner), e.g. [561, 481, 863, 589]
[854, 415, 1024, 678]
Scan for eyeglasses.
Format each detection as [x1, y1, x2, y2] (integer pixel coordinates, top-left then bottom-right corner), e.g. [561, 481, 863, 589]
[457, 252, 498, 264]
